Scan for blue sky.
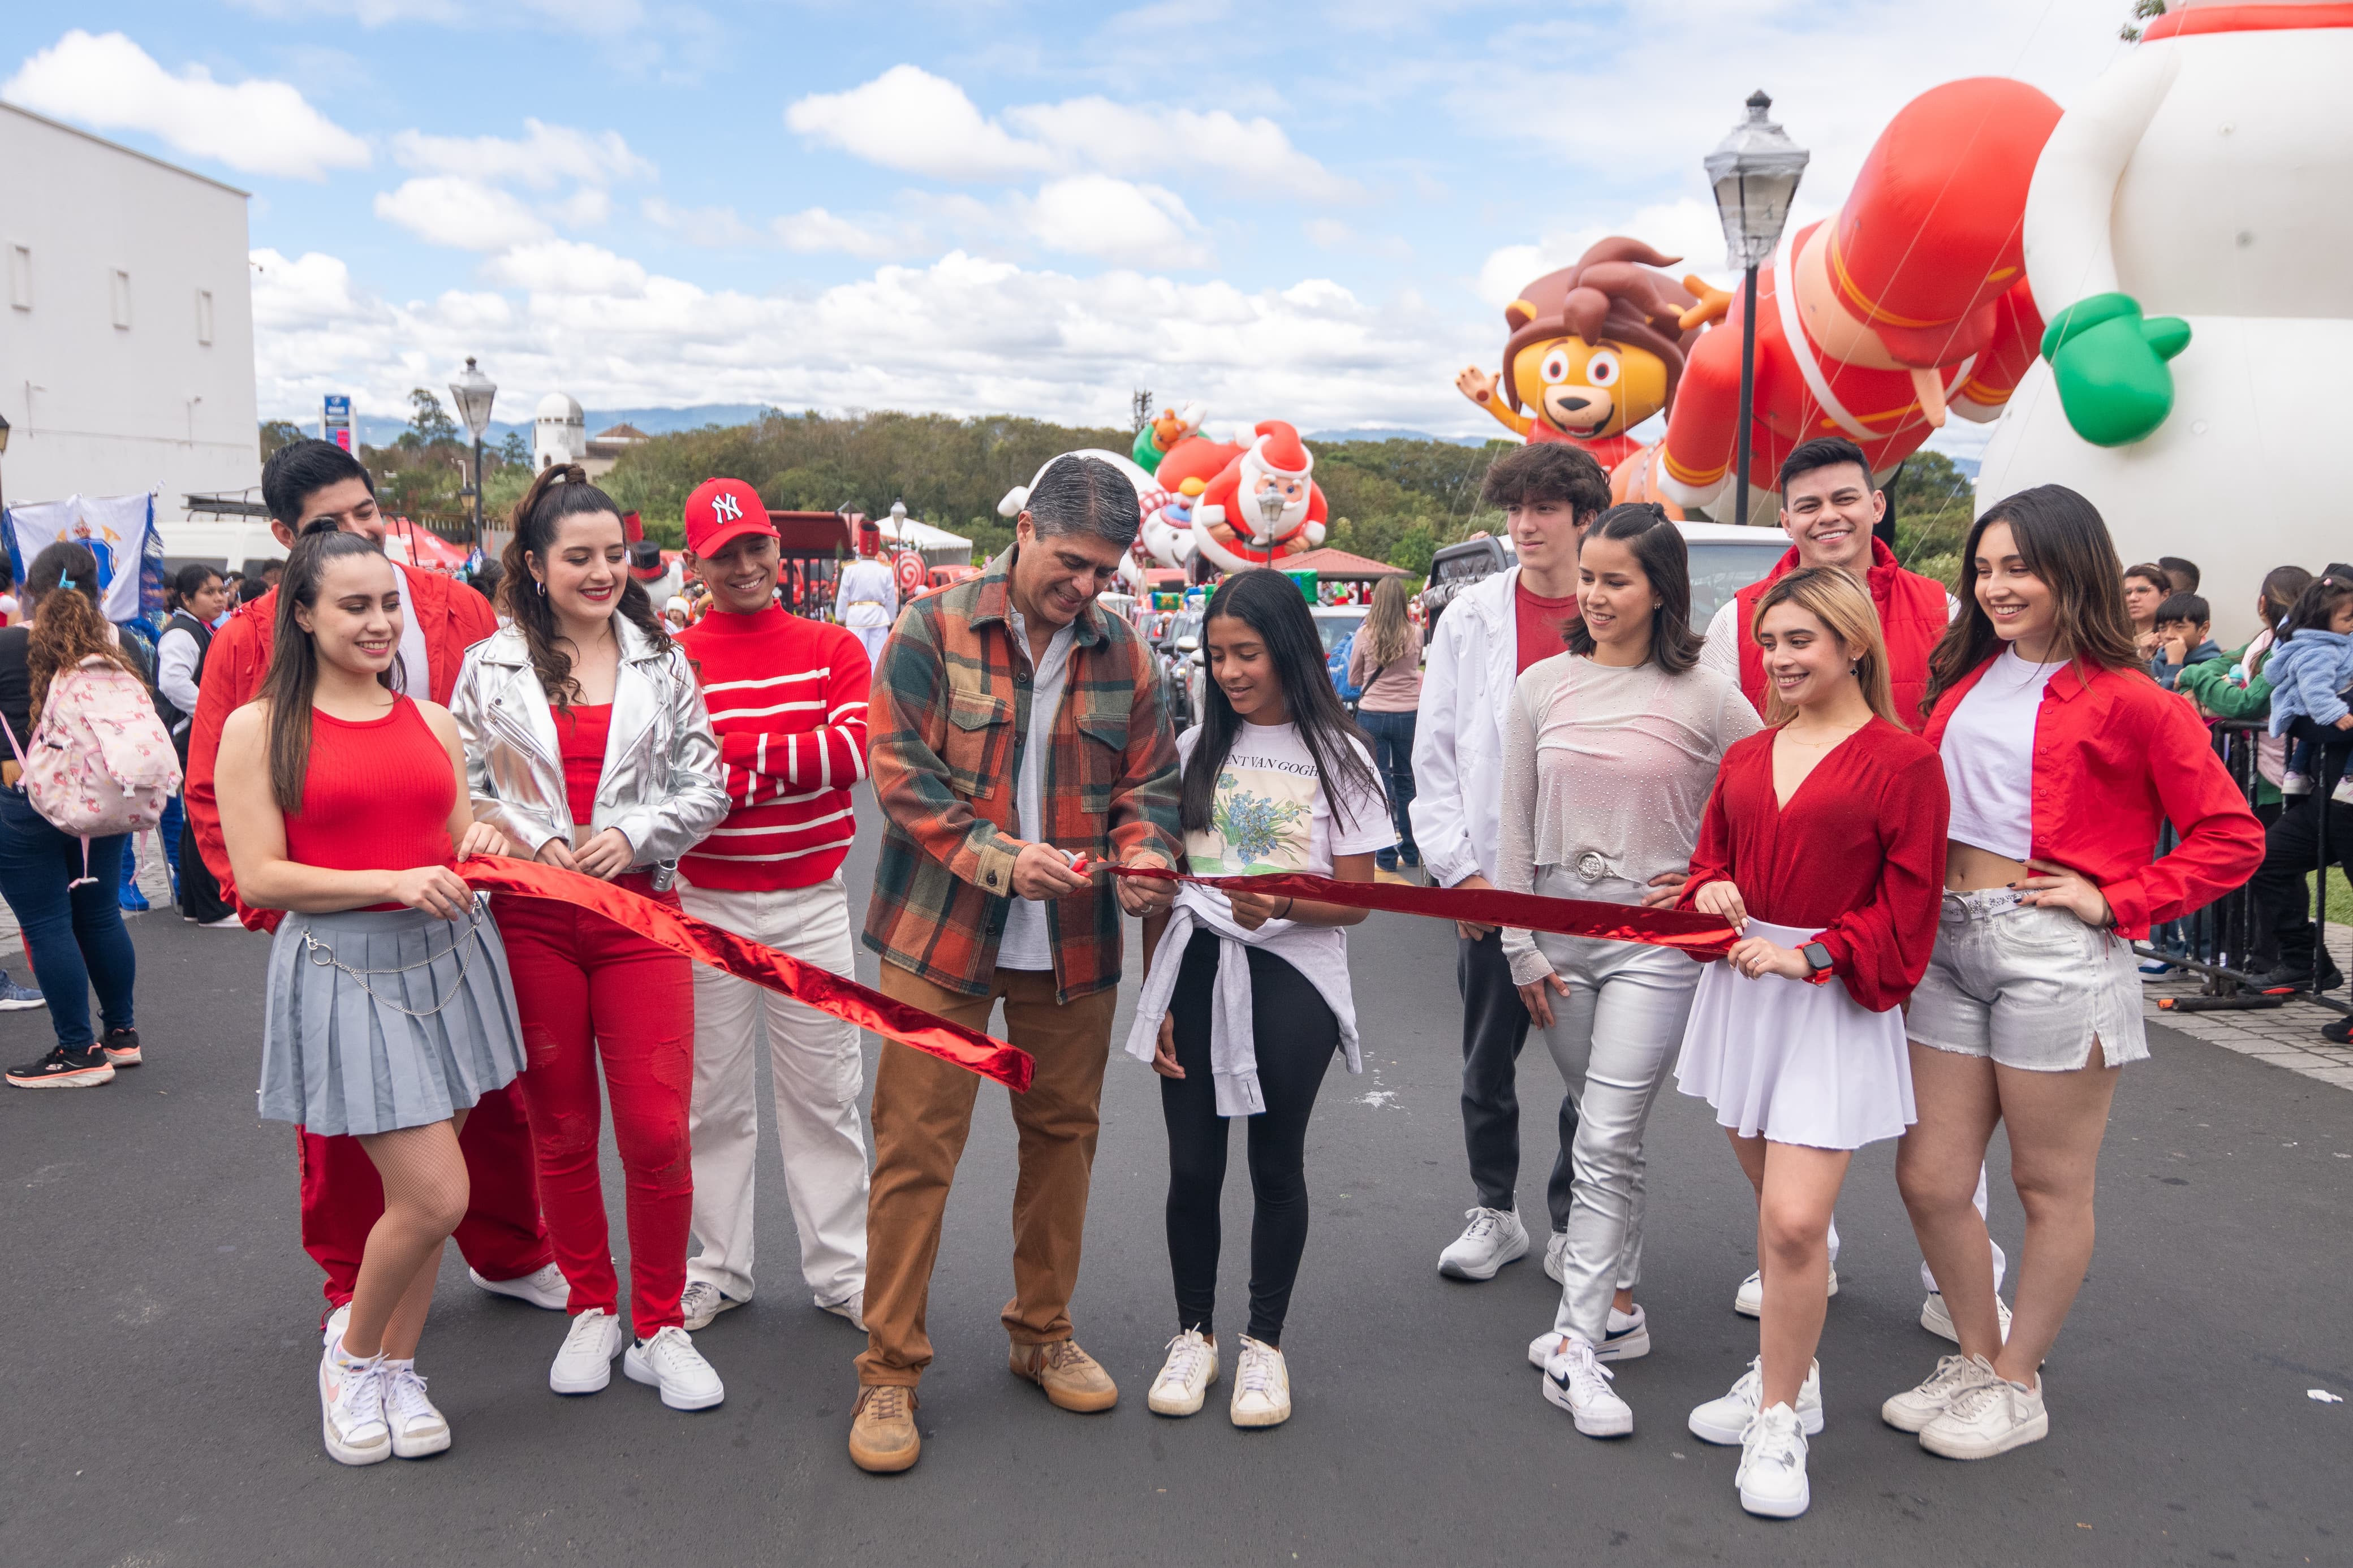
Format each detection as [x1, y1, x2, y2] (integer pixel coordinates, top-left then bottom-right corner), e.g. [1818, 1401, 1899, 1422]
[5, 2, 2134, 447]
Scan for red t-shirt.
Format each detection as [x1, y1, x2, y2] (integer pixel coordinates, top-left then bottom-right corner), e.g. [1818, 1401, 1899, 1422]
[552, 703, 613, 827]
[1514, 578, 1580, 672]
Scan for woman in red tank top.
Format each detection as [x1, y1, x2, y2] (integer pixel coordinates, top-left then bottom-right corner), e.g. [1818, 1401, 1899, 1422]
[218, 530, 529, 1468]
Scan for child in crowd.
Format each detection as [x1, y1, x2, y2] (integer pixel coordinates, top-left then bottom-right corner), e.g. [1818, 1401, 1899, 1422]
[2149, 593, 2218, 693]
[2266, 573, 2353, 802]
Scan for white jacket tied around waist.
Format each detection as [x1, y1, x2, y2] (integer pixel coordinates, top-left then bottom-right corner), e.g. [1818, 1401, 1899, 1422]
[1123, 888, 1364, 1118]
[1409, 564, 1523, 889]
[449, 618, 731, 889]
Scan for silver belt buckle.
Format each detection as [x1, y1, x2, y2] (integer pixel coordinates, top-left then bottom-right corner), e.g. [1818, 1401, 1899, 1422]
[1575, 852, 1607, 884]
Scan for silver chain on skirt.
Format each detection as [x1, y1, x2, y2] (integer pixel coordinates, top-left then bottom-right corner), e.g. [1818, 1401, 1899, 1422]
[300, 899, 488, 1018]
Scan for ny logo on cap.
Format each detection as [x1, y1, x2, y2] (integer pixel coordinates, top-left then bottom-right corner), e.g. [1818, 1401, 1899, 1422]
[711, 493, 743, 524]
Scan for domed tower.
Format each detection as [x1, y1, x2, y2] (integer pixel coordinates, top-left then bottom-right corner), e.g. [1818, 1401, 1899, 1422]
[533, 392, 586, 472]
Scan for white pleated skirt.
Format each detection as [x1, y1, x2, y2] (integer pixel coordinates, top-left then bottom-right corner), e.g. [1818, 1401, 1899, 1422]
[257, 897, 528, 1137]
[1673, 919, 1916, 1151]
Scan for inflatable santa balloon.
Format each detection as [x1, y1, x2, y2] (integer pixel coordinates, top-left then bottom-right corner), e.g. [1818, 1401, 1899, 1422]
[994, 447, 1160, 590]
[1632, 78, 2061, 525]
[1191, 422, 1328, 573]
[1975, 3, 2352, 637]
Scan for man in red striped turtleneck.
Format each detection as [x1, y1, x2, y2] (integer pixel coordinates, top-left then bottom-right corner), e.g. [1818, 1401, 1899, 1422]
[671, 477, 873, 1332]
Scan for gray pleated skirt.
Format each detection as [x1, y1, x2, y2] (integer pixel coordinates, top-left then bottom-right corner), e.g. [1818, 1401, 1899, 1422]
[258, 899, 529, 1137]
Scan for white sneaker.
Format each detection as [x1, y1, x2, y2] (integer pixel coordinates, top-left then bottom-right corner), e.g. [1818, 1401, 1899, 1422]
[1919, 1368, 2047, 1459]
[819, 1291, 866, 1331]
[1438, 1207, 1528, 1281]
[2283, 770, 2315, 796]
[1921, 1290, 2012, 1345]
[318, 1341, 392, 1466]
[1542, 1230, 1569, 1283]
[1539, 1334, 1632, 1437]
[1736, 1402, 1811, 1518]
[2331, 774, 2353, 806]
[1881, 1352, 1998, 1433]
[1688, 1356, 1823, 1445]
[1229, 1336, 1291, 1428]
[549, 1308, 625, 1395]
[321, 1302, 351, 1351]
[1147, 1329, 1219, 1417]
[1527, 1304, 1650, 1369]
[680, 1280, 744, 1332]
[471, 1262, 571, 1311]
[624, 1325, 725, 1411]
[383, 1363, 451, 1458]
[1733, 1265, 1838, 1319]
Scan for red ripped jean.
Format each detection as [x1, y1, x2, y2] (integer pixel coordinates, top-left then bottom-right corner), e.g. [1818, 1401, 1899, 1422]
[495, 874, 696, 1340]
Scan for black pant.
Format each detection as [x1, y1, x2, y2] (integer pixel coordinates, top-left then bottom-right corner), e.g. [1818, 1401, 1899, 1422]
[1162, 930, 1338, 1346]
[176, 810, 234, 925]
[1458, 928, 1574, 1227]
[2248, 794, 2353, 975]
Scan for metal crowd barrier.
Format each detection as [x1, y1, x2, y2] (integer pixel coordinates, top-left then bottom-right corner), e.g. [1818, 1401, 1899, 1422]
[2134, 718, 2348, 1016]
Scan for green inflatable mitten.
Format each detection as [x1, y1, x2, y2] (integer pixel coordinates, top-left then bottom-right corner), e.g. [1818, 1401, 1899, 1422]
[2040, 292, 2191, 448]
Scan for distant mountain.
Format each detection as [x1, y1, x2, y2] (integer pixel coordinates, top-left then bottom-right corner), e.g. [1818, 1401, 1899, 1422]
[1309, 427, 1492, 447]
[344, 403, 784, 448]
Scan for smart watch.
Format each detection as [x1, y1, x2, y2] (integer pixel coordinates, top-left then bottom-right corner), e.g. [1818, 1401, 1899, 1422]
[1802, 941, 1834, 975]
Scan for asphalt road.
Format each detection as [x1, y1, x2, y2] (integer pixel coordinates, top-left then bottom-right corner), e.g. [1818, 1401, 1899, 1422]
[4, 798, 2349, 1568]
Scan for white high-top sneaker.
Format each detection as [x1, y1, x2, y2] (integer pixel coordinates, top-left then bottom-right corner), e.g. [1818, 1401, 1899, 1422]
[1736, 1403, 1811, 1518]
[1539, 1334, 1632, 1437]
[1688, 1356, 1822, 1445]
[1147, 1329, 1219, 1417]
[1438, 1207, 1528, 1281]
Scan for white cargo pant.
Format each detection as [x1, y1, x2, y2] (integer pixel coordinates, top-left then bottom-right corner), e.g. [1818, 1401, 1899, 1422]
[681, 874, 870, 1310]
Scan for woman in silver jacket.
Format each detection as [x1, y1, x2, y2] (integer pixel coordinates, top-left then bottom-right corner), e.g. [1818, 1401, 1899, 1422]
[450, 464, 732, 1414]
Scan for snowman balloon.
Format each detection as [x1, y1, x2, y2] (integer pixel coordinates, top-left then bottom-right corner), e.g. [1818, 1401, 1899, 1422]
[1976, 2, 2353, 637]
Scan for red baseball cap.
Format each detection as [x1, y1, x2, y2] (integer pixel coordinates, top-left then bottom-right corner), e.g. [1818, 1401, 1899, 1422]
[683, 477, 775, 556]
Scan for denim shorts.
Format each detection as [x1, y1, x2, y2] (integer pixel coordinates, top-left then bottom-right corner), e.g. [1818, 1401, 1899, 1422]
[1908, 888, 2149, 1072]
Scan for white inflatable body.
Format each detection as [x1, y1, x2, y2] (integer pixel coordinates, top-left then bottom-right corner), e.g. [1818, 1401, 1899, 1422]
[996, 447, 1160, 592]
[1976, 12, 2353, 640]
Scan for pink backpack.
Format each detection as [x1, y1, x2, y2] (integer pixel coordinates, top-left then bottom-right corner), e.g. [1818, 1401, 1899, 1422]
[1, 656, 183, 885]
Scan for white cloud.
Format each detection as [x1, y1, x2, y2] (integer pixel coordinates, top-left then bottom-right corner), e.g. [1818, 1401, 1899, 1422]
[480, 240, 648, 296]
[641, 197, 764, 248]
[2, 30, 370, 181]
[786, 66, 1054, 183]
[374, 177, 553, 250]
[249, 244, 1478, 438]
[1019, 178, 1209, 269]
[1473, 196, 1765, 309]
[784, 66, 1350, 200]
[773, 208, 904, 260]
[549, 187, 613, 228]
[391, 118, 654, 188]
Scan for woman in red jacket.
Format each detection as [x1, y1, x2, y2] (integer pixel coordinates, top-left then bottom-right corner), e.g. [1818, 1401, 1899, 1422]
[1887, 486, 2261, 1462]
[1673, 567, 1948, 1518]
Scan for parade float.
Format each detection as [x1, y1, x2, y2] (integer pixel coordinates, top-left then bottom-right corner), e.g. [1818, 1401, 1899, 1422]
[1973, 1, 2353, 637]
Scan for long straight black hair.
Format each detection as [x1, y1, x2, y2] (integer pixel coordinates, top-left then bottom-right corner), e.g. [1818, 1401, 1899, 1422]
[1179, 568, 1382, 836]
[262, 531, 397, 813]
[501, 463, 669, 709]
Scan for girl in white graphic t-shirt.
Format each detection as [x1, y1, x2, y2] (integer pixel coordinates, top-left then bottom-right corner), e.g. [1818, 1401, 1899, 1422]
[1124, 568, 1391, 1431]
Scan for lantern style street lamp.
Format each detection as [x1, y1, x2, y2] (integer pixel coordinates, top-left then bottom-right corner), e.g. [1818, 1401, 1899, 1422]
[1704, 90, 1808, 525]
[447, 357, 498, 542]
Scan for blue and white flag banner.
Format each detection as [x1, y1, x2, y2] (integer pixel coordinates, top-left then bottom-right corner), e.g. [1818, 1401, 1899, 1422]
[3, 494, 165, 624]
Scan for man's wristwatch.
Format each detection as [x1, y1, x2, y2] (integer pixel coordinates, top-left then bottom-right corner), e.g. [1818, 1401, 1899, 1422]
[1801, 941, 1834, 976]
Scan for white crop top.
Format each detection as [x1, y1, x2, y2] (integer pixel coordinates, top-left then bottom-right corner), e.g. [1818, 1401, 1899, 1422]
[1940, 647, 2063, 859]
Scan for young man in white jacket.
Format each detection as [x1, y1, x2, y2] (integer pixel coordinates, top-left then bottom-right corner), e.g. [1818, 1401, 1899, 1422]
[1412, 444, 1617, 1284]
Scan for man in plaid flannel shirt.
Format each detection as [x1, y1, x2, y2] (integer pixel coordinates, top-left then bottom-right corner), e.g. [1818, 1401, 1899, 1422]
[850, 456, 1180, 1473]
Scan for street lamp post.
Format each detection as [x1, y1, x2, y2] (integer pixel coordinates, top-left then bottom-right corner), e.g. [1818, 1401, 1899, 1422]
[1704, 90, 1808, 526]
[447, 357, 498, 545]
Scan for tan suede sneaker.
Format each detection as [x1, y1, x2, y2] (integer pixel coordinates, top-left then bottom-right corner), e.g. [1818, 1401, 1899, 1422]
[848, 1385, 921, 1472]
[1009, 1338, 1119, 1412]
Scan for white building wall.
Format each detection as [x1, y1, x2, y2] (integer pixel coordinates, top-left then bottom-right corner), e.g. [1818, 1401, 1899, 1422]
[0, 105, 260, 539]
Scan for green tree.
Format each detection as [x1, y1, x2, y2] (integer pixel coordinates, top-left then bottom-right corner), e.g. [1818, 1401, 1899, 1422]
[498, 430, 528, 465]
[400, 388, 460, 450]
[1890, 450, 1976, 590]
[259, 420, 304, 460]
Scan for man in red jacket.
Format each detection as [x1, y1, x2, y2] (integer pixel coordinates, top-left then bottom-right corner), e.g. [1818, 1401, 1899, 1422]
[670, 478, 874, 1334]
[1699, 435, 1953, 729]
[186, 439, 561, 1335]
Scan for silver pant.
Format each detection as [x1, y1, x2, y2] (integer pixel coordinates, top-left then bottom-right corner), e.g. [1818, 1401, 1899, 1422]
[1525, 873, 1703, 1346]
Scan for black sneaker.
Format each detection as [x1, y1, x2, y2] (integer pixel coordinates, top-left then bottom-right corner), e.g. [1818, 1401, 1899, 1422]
[2246, 961, 2345, 995]
[6, 1044, 116, 1089]
[100, 1027, 142, 1068]
[2322, 1014, 2353, 1046]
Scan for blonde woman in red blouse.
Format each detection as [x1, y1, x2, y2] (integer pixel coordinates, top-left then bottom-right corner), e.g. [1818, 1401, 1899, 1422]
[1672, 568, 1949, 1518]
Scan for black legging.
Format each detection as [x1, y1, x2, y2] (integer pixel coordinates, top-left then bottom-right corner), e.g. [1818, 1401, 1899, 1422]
[1162, 928, 1339, 1346]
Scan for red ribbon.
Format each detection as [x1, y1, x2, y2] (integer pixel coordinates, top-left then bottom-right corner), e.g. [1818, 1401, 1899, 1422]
[1096, 862, 1738, 960]
[457, 859, 1033, 1092]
